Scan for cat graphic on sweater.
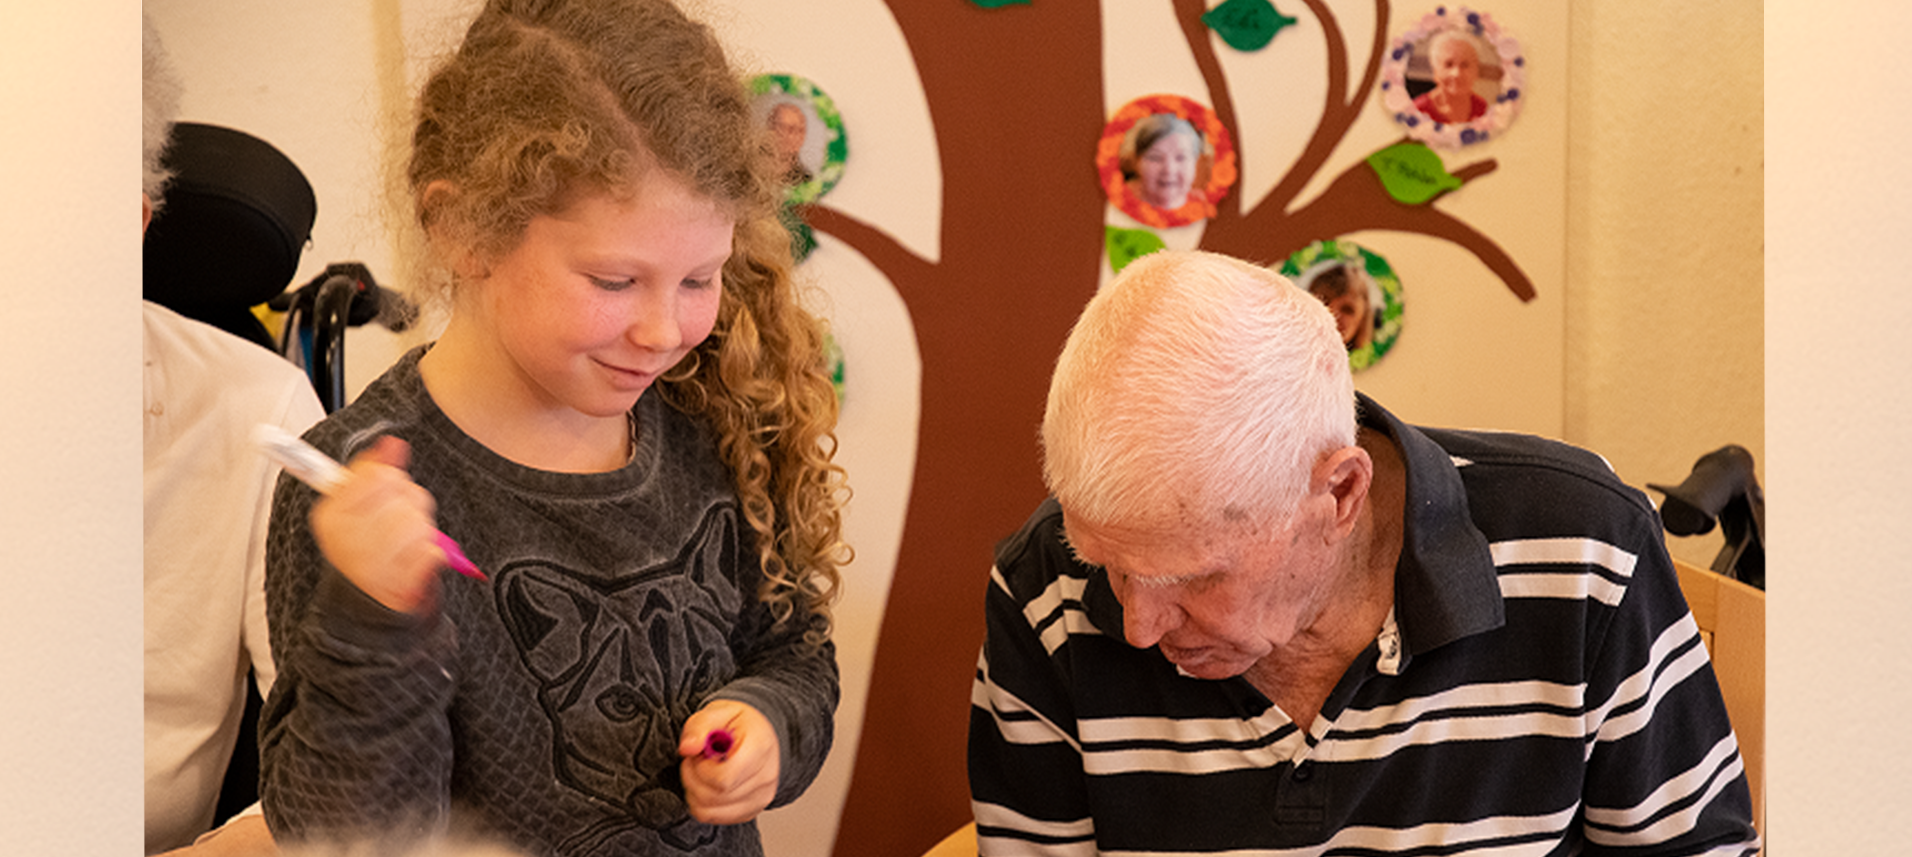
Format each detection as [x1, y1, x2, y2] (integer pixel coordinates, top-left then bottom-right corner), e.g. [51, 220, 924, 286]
[497, 502, 745, 852]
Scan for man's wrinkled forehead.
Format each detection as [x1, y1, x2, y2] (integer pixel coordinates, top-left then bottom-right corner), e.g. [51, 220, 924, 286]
[1060, 505, 1269, 577]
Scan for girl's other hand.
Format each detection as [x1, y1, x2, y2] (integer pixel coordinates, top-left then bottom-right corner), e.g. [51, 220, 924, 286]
[309, 436, 444, 614]
[677, 700, 780, 824]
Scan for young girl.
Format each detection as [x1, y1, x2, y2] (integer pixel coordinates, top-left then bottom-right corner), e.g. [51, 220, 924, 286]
[257, 1, 849, 854]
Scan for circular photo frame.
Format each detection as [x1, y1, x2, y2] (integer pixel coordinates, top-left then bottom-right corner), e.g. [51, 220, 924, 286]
[749, 73, 848, 206]
[1280, 239, 1404, 372]
[1378, 7, 1525, 149]
[1096, 95, 1238, 228]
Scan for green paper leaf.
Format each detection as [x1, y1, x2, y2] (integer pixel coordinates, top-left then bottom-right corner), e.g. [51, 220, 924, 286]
[1365, 142, 1464, 205]
[969, 0, 1030, 7]
[1106, 226, 1167, 274]
[1202, 0, 1297, 53]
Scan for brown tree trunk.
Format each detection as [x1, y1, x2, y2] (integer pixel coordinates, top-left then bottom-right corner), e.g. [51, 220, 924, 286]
[817, 4, 1109, 855]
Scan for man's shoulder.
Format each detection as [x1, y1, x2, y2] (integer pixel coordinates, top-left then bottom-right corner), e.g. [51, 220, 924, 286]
[995, 497, 1063, 558]
[991, 498, 1085, 596]
[1363, 397, 1631, 509]
[143, 301, 324, 446]
[1410, 425, 1669, 598]
[144, 301, 310, 394]
[1420, 426, 1649, 513]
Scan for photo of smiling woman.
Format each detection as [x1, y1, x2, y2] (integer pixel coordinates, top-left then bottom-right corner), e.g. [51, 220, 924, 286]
[1123, 114, 1204, 213]
[1096, 95, 1237, 229]
[1413, 30, 1493, 124]
[1379, 8, 1525, 148]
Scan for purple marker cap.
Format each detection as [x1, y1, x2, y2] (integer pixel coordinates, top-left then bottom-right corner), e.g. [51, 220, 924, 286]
[701, 728, 736, 760]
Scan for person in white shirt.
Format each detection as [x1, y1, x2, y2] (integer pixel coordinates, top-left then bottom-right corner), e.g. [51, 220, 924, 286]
[143, 13, 324, 855]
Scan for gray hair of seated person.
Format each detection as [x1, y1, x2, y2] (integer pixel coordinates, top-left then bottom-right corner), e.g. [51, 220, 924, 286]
[143, 13, 183, 211]
[1042, 250, 1356, 531]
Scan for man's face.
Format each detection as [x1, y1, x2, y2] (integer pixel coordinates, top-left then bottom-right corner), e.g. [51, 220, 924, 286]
[1063, 509, 1335, 679]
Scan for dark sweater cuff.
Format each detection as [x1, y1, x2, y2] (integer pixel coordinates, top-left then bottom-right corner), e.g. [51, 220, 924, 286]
[312, 566, 442, 651]
[712, 679, 809, 807]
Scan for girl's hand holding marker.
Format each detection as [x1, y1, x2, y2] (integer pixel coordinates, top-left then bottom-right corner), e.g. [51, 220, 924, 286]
[255, 424, 485, 614]
[677, 702, 781, 825]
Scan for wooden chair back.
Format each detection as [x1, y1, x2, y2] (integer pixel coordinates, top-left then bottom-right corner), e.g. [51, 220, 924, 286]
[1673, 556, 1765, 834]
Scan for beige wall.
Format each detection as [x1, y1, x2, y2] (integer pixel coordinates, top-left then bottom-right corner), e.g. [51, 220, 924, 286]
[1767, 1, 1912, 849]
[1566, 0, 1764, 570]
[3, 0, 144, 849]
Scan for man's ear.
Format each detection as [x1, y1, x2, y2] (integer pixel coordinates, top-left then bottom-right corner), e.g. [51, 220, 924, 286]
[1311, 446, 1373, 542]
[141, 193, 153, 235]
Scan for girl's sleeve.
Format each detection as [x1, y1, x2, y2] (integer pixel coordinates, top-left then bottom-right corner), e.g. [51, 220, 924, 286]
[712, 599, 839, 809]
[257, 471, 460, 847]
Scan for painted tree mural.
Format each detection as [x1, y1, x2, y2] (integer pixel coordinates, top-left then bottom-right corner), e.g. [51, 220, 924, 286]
[800, 2, 1532, 854]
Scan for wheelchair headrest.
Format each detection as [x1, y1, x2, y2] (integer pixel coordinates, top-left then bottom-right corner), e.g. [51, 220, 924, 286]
[144, 123, 317, 339]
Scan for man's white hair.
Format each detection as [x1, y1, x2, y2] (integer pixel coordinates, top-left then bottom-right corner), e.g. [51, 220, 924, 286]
[1041, 250, 1356, 531]
[143, 13, 183, 211]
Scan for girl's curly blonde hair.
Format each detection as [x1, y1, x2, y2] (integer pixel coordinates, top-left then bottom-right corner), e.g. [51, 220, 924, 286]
[408, 0, 849, 644]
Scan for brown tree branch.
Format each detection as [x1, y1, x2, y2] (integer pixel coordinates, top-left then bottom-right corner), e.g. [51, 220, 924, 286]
[1443, 158, 1498, 196]
[797, 204, 937, 299]
[1287, 160, 1535, 301]
[1350, 0, 1391, 111]
[1252, 0, 1385, 220]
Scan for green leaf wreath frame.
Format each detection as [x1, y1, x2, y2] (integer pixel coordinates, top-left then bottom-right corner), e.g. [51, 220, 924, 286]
[749, 73, 849, 206]
[1281, 239, 1406, 372]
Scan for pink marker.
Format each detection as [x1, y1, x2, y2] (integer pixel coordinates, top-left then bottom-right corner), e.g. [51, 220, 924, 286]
[431, 533, 485, 581]
[701, 728, 735, 760]
[254, 424, 488, 582]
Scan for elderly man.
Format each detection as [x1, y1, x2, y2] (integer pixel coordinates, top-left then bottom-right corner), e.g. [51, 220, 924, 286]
[968, 251, 1758, 855]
